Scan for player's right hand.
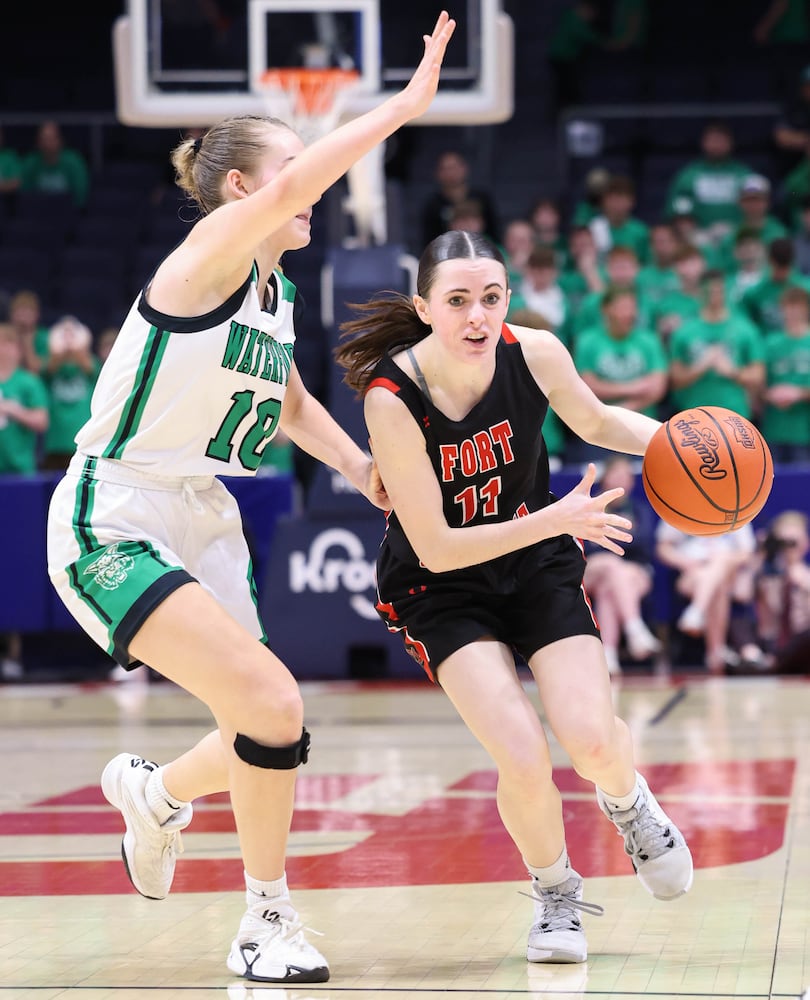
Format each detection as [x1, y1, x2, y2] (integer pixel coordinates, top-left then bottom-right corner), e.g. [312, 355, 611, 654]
[397, 11, 456, 121]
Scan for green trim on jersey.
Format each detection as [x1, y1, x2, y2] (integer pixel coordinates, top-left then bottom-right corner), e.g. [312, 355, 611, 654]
[103, 326, 170, 460]
[277, 271, 296, 303]
[247, 557, 268, 644]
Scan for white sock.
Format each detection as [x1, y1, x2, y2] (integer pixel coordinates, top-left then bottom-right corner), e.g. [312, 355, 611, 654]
[144, 768, 190, 826]
[599, 773, 641, 813]
[626, 617, 650, 637]
[245, 871, 296, 920]
[525, 848, 572, 888]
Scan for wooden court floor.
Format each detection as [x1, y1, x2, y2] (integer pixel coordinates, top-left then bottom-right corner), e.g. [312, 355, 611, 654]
[1, 670, 809, 1000]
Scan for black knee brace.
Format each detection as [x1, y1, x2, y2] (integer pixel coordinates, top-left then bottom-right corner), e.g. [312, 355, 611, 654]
[233, 727, 310, 769]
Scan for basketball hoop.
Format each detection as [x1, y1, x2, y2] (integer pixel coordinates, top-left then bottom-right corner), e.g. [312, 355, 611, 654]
[258, 66, 386, 247]
[258, 67, 360, 140]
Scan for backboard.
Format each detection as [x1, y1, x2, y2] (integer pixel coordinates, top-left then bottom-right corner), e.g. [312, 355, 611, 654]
[112, 0, 513, 128]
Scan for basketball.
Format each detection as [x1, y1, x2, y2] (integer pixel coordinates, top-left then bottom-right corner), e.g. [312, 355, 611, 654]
[642, 406, 774, 536]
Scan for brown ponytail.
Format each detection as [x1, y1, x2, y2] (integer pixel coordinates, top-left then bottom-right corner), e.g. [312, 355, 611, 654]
[334, 292, 429, 396]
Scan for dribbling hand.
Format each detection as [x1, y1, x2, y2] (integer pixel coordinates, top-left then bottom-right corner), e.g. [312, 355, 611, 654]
[557, 462, 633, 556]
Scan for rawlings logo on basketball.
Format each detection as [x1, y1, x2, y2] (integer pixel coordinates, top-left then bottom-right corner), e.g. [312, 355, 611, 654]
[84, 543, 135, 590]
[723, 414, 757, 449]
[673, 417, 727, 480]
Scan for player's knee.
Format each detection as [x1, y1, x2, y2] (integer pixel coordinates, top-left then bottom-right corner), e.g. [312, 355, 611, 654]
[564, 725, 620, 774]
[233, 725, 310, 770]
[236, 673, 304, 745]
[496, 736, 553, 788]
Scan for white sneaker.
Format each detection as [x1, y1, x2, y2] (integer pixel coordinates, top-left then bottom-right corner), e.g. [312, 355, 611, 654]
[677, 604, 705, 636]
[625, 620, 662, 660]
[227, 908, 330, 983]
[526, 872, 603, 964]
[100, 753, 192, 900]
[597, 773, 693, 900]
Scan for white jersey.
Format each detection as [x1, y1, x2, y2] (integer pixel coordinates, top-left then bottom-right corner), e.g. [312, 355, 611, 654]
[75, 265, 297, 477]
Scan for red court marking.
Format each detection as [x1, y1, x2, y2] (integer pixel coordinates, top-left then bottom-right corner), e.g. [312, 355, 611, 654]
[0, 760, 795, 896]
[449, 759, 795, 798]
[33, 773, 378, 808]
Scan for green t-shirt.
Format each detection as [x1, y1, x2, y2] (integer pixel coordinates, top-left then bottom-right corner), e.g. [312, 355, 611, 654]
[0, 367, 48, 474]
[571, 286, 652, 340]
[605, 217, 651, 265]
[0, 147, 21, 184]
[716, 216, 789, 273]
[574, 325, 667, 418]
[761, 331, 810, 445]
[637, 264, 681, 307]
[741, 272, 810, 337]
[669, 313, 765, 418]
[20, 149, 90, 207]
[44, 358, 101, 455]
[666, 159, 753, 229]
[651, 288, 702, 334]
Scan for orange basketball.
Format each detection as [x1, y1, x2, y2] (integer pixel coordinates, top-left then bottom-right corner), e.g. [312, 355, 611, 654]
[642, 406, 773, 536]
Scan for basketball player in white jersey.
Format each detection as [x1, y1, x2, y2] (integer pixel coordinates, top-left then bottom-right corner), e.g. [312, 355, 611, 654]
[46, 12, 455, 985]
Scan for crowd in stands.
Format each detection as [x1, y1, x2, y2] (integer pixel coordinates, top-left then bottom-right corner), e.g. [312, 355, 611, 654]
[3, 12, 810, 679]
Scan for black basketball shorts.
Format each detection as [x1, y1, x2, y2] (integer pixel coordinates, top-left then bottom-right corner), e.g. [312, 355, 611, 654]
[375, 533, 600, 683]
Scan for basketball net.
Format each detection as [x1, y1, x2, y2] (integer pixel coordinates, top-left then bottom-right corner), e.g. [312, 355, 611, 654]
[258, 67, 387, 246]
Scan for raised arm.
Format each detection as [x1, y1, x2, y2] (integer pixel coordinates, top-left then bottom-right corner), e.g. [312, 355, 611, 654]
[208, 12, 455, 254]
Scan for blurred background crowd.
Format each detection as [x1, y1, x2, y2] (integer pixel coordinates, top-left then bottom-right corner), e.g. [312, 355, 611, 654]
[3, 0, 810, 681]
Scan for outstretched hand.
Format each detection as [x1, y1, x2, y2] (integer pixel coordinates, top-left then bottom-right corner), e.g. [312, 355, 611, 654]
[556, 463, 633, 556]
[398, 11, 457, 120]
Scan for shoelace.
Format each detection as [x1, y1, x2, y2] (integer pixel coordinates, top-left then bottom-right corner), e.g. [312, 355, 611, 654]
[244, 913, 324, 950]
[611, 800, 674, 862]
[519, 884, 605, 932]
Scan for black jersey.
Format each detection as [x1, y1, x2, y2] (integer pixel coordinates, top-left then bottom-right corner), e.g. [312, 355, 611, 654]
[367, 324, 552, 568]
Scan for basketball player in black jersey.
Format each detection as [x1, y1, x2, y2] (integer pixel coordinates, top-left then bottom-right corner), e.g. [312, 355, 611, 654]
[335, 231, 693, 965]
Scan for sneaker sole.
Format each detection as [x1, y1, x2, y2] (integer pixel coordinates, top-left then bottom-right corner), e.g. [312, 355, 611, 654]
[227, 951, 330, 983]
[527, 947, 586, 964]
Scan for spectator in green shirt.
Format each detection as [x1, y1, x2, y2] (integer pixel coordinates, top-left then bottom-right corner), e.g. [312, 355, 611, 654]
[547, 1, 600, 110]
[558, 224, 605, 343]
[529, 196, 567, 266]
[589, 174, 650, 265]
[760, 285, 810, 464]
[741, 236, 810, 337]
[665, 120, 754, 240]
[570, 245, 651, 339]
[716, 174, 788, 272]
[501, 217, 536, 289]
[8, 289, 49, 375]
[20, 119, 90, 209]
[726, 228, 768, 306]
[637, 222, 683, 308]
[40, 315, 101, 472]
[0, 321, 49, 474]
[575, 287, 668, 421]
[669, 269, 766, 420]
[651, 244, 706, 344]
